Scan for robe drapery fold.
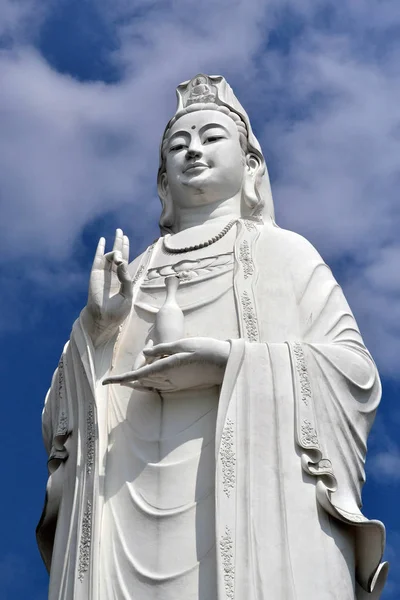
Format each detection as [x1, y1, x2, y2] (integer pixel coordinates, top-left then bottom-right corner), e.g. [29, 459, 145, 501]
[37, 221, 387, 599]
[37, 321, 102, 600]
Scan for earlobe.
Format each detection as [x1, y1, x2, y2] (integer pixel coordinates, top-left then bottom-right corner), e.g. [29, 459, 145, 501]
[158, 171, 175, 233]
[246, 153, 260, 175]
[242, 154, 260, 211]
[160, 173, 169, 198]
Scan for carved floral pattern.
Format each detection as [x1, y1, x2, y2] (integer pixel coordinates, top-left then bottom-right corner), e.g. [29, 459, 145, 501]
[144, 254, 233, 285]
[58, 356, 64, 398]
[241, 291, 258, 342]
[78, 500, 92, 582]
[220, 526, 235, 599]
[220, 418, 236, 497]
[301, 419, 319, 447]
[56, 357, 68, 437]
[86, 403, 95, 475]
[132, 264, 145, 287]
[239, 240, 254, 279]
[243, 219, 257, 232]
[56, 410, 67, 437]
[292, 343, 312, 406]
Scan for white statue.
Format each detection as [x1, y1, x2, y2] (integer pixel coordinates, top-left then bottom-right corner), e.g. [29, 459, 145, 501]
[37, 74, 388, 600]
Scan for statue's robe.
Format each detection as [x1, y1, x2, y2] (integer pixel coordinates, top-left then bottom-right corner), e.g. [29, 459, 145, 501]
[37, 219, 388, 600]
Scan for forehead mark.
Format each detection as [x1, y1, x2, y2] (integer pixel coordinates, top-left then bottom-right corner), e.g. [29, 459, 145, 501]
[191, 125, 196, 130]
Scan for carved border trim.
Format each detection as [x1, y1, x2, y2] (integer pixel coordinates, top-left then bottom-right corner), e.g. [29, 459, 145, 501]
[220, 418, 236, 498]
[292, 343, 312, 406]
[132, 264, 145, 287]
[291, 342, 320, 450]
[78, 500, 92, 582]
[241, 291, 258, 342]
[243, 218, 257, 232]
[86, 403, 95, 474]
[58, 356, 64, 399]
[56, 410, 67, 437]
[55, 356, 68, 437]
[235, 219, 260, 343]
[301, 419, 319, 447]
[220, 525, 235, 599]
[239, 240, 254, 279]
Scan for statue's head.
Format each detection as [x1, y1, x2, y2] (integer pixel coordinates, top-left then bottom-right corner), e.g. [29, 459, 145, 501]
[158, 74, 275, 233]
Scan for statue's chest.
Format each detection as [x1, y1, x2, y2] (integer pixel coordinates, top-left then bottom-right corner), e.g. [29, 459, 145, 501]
[113, 249, 239, 385]
[134, 247, 238, 341]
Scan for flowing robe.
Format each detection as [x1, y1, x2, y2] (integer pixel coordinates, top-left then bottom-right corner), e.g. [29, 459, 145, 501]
[37, 219, 388, 599]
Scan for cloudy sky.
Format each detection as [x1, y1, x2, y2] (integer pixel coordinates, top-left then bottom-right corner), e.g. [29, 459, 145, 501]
[0, 0, 399, 597]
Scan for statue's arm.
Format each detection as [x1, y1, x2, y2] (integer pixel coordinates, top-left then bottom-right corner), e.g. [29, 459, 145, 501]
[37, 236, 147, 569]
[280, 233, 386, 596]
[286, 232, 378, 386]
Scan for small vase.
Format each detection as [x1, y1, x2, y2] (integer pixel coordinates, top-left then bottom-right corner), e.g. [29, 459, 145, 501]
[153, 275, 184, 345]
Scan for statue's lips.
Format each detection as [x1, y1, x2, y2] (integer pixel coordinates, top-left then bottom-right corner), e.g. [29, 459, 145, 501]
[183, 163, 209, 173]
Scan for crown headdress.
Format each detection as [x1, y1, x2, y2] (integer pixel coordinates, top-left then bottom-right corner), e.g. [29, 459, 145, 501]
[181, 74, 218, 107]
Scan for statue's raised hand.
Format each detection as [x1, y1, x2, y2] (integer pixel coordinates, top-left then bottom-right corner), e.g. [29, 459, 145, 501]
[83, 229, 132, 346]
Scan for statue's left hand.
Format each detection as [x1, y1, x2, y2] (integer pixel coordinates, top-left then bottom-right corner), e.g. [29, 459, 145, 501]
[102, 337, 230, 392]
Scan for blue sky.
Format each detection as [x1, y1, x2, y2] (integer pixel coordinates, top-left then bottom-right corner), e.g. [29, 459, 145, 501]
[0, 0, 399, 597]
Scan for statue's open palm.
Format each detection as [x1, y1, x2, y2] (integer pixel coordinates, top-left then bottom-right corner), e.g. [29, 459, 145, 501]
[86, 229, 132, 344]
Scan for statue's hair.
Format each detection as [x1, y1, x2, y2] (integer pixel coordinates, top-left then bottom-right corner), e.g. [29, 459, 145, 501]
[157, 103, 266, 233]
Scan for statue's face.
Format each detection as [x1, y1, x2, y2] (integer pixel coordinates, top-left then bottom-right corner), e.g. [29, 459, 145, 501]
[163, 110, 245, 208]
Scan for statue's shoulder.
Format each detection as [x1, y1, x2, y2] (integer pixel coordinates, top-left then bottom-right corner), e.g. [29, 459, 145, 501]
[258, 225, 334, 300]
[258, 224, 324, 266]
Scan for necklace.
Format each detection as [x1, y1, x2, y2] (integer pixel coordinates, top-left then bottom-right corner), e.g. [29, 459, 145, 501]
[162, 219, 237, 254]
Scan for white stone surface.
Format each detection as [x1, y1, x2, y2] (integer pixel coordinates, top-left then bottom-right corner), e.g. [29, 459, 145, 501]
[37, 74, 388, 599]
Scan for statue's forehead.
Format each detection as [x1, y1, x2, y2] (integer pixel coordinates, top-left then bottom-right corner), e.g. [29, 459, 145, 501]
[168, 109, 235, 135]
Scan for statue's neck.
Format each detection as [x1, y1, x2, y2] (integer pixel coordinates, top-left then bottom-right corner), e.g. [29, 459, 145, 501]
[175, 195, 241, 233]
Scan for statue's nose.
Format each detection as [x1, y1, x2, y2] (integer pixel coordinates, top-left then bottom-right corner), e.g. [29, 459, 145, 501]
[186, 144, 202, 159]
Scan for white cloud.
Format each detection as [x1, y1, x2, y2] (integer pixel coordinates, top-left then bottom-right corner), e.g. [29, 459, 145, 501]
[0, 49, 147, 258]
[0, 0, 271, 260]
[0, 0, 400, 376]
[0, 0, 49, 41]
[369, 451, 400, 481]
[367, 415, 400, 483]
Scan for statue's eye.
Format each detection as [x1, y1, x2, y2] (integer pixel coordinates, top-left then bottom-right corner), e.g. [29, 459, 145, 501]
[169, 143, 187, 152]
[204, 135, 224, 144]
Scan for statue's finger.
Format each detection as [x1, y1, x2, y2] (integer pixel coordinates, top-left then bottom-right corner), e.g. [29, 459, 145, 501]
[117, 262, 133, 298]
[122, 235, 130, 263]
[128, 353, 191, 378]
[92, 237, 106, 268]
[144, 341, 185, 356]
[104, 250, 122, 264]
[144, 338, 201, 356]
[142, 379, 177, 392]
[112, 228, 123, 254]
[102, 352, 191, 384]
[121, 379, 175, 392]
[121, 381, 152, 391]
[139, 377, 171, 388]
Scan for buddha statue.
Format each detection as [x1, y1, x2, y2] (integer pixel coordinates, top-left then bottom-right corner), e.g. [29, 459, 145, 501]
[37, 74, 388, 600]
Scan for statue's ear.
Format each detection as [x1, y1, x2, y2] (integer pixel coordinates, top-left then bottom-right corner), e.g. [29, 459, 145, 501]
[158, 170, 175, 233]
[242, 153, 262, 212]
[245, 153, 261, 176]
[159, 172, 169, 200]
